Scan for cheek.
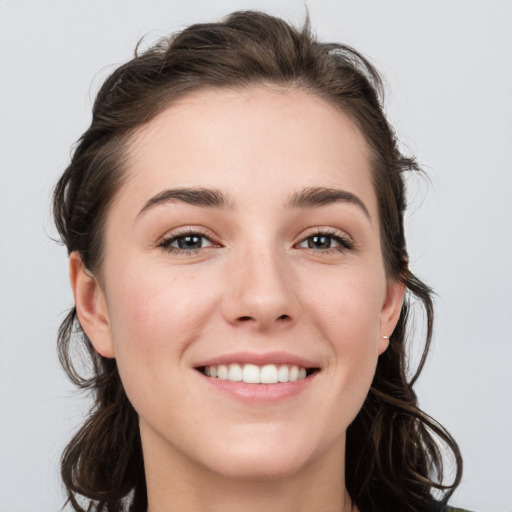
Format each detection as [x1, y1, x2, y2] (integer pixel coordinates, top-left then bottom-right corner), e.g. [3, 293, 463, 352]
[104, 273, 221, 446]
[309, 265, 384, 340]
[307, 266, 384, 406]
[104, 263, 219, 390]
[109, 262, 214, 337]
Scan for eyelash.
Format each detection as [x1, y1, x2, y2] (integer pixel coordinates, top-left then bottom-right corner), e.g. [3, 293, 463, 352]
[295, 229, 355, 254]
[157, 228, 355, 256]
[157, 228, 218, 256]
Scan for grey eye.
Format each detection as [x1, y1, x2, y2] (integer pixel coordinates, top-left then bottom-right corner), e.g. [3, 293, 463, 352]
[172, 234, 213, 250]
[299, 235, 341, 250]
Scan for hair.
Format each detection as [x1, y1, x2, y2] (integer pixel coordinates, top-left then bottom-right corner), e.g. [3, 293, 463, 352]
[53, 10, 462, 512]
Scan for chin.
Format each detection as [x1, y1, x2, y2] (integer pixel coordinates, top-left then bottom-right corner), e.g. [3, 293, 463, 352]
[198, 432, 322, 482]
[210, 452, 310, 482]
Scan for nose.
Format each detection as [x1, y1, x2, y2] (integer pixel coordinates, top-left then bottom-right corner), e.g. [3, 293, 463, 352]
[220, 243, 301, 331]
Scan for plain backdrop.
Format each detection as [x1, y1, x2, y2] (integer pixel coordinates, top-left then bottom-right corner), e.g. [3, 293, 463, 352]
[1, 1, 511, 511]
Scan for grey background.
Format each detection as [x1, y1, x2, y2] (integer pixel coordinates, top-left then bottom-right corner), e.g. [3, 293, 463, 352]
[1, 1, 511, 511]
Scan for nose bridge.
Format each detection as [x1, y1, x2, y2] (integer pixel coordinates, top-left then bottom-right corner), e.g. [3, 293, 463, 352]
[222, 234, 299, 329]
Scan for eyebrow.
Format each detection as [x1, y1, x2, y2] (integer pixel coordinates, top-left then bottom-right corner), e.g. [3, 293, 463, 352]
[287, 186, 371, 220]
[136, 185, 370, 221]
[137, 187, 232, 217]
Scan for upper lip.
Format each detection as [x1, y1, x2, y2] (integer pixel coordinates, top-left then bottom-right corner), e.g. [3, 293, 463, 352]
[194, 351, 321, 369]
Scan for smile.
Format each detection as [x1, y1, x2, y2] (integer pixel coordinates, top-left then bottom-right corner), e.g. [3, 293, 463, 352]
[200, 363, 318, 384]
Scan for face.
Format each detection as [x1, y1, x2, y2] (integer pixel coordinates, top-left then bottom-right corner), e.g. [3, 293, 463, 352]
[73, 86, 404, 483]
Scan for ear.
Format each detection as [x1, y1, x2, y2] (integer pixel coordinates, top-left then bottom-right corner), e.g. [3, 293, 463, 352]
[69, 252, 115, 358]
[378, 279, 406, 355]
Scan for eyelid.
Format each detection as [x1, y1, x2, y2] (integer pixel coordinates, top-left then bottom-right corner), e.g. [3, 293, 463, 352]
[155, 225, 355, 255]
[157, 226, 221, 253]
[294, 227, 355, 251]
[157, 225, 217, 242]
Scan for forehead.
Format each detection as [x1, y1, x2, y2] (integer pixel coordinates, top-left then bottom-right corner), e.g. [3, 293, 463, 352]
[121, 86, 376, 214]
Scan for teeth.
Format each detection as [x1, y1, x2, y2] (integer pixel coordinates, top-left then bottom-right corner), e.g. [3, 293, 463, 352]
[228, 363, 243, 382]
[218, 364, 228, 380]
[277, 364, 289, 382]
[260, 364, 278, 384]
[203, 363, 311, 384]
[243, 364, 260, 384]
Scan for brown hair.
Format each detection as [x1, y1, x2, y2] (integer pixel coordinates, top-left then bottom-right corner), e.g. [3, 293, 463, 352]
[53, 10, 462, 512]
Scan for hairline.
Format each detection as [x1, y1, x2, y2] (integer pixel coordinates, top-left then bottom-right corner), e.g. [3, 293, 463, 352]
[90, 81, 386, 276]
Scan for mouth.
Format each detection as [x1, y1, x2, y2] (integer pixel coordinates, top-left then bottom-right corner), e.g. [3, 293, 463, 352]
[197, 363, 319, 384]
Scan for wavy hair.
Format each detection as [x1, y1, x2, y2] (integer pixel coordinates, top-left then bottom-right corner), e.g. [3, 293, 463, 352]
[53, 10, 462, 512]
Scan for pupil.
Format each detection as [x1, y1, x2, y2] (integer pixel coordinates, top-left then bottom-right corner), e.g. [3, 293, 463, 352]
[308, 235, 330, 249]
[178, 235, 202, 250]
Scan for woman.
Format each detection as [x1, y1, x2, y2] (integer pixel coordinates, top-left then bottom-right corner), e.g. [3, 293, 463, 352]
[53, 10, 466, 512]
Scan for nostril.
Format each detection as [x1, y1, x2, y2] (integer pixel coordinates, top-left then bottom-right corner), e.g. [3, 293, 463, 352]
[238, 316, 253, 322]
[277, 314, 290, 321]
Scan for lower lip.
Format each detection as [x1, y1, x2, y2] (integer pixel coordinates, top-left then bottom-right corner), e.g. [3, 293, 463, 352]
[197, 371, 318, 403]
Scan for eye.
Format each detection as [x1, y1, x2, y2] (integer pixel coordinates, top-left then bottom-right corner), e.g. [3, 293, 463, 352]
[158, 231, 216, 254]
[297, 231, 354, 252]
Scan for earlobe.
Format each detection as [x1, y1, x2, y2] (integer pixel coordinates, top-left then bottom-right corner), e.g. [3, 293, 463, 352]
[69, 252, 115, 358]
[378, 279, 406, 355]
[377, 335, 390, 355]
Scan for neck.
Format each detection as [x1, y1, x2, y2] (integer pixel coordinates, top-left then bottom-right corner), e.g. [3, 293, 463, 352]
[142, 427, 355, 512]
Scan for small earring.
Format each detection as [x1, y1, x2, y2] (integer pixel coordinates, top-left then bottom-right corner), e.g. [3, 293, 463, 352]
[381, 335, 389, 340]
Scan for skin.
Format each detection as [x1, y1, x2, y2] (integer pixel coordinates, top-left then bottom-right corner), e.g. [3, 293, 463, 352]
[70, 86, 405, 512]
